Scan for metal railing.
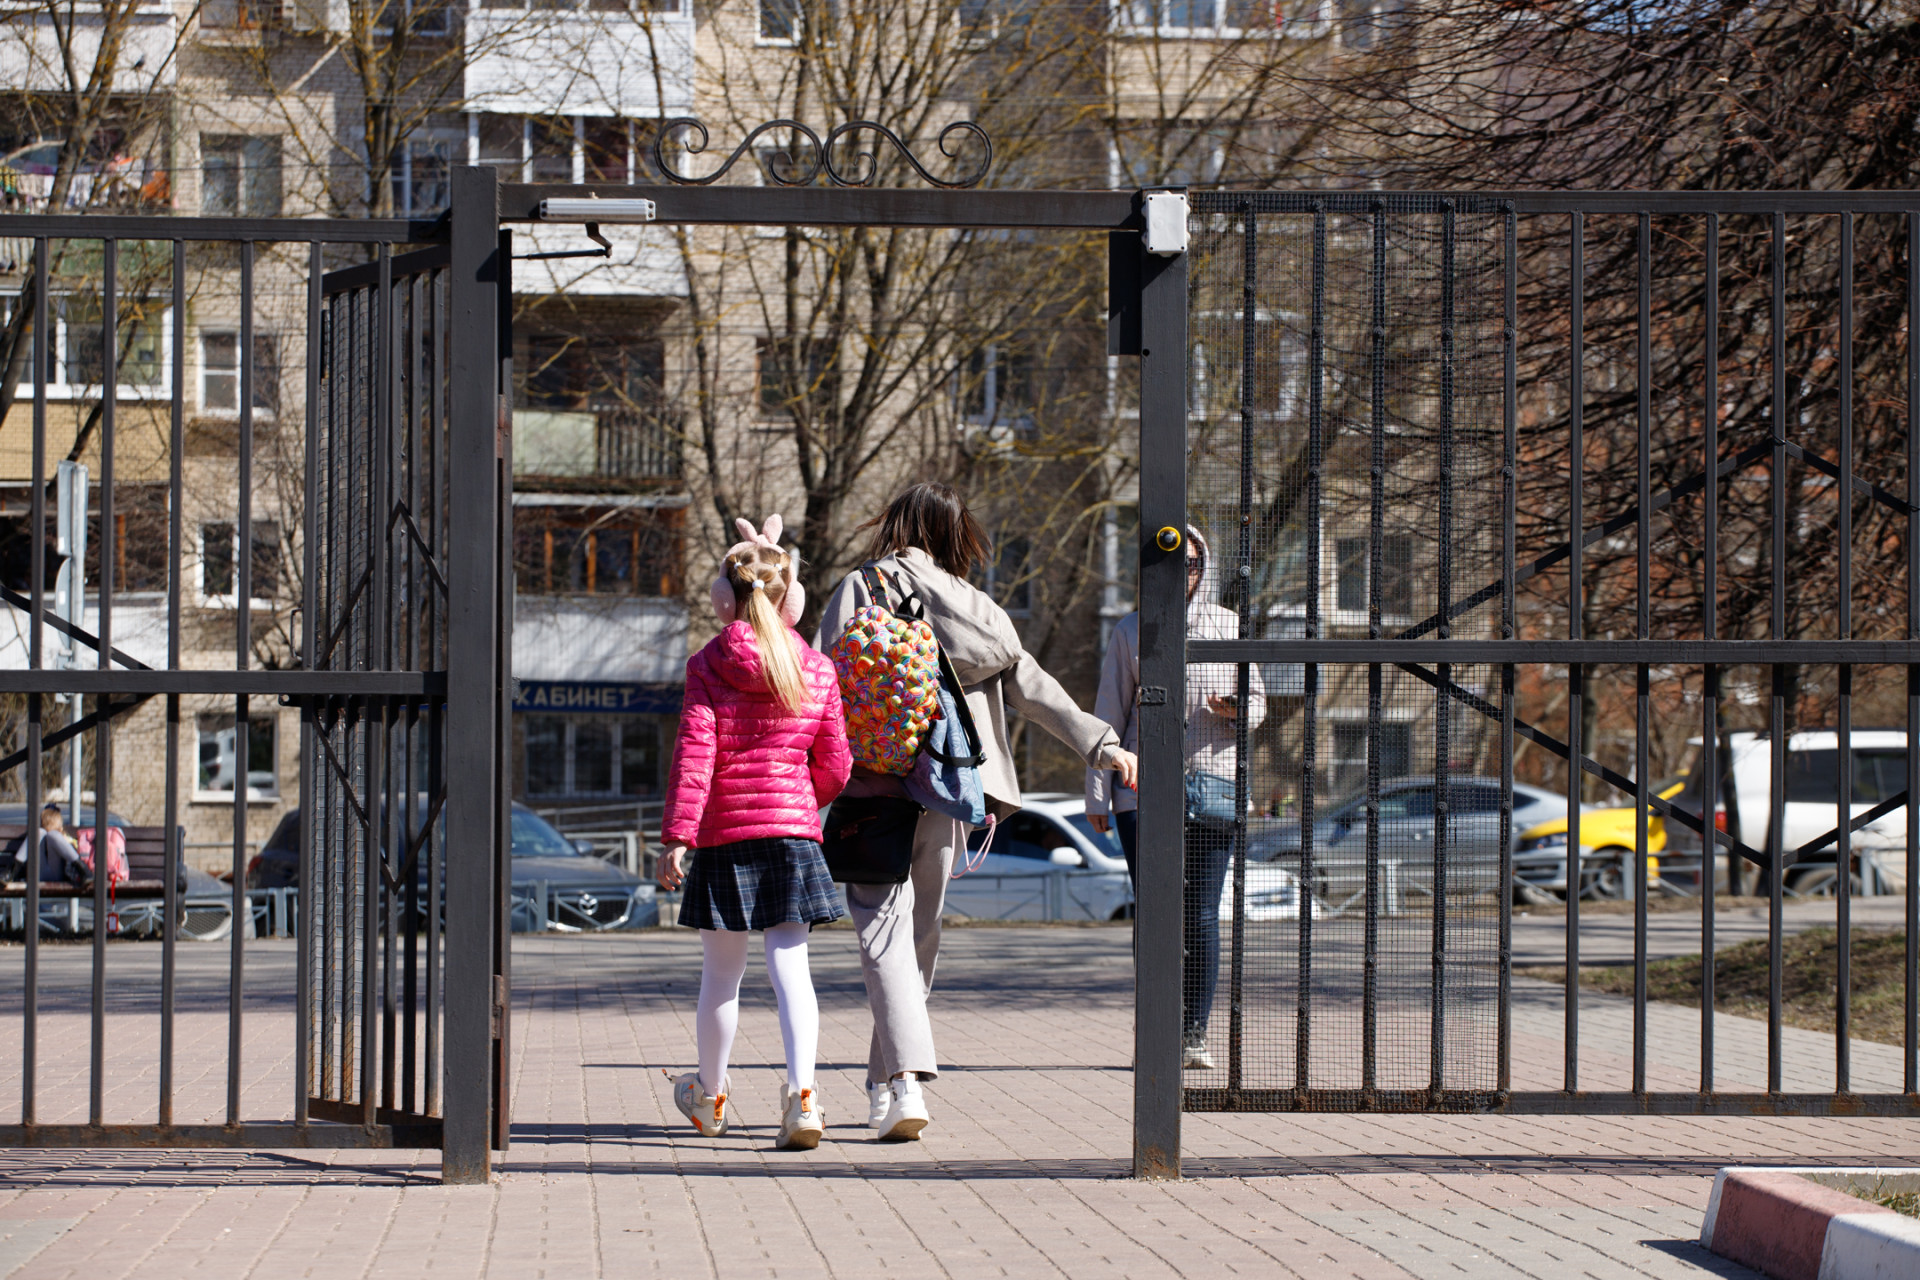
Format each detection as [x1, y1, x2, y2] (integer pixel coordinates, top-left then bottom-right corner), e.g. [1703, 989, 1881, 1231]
[1129, 189, 1920, 1179]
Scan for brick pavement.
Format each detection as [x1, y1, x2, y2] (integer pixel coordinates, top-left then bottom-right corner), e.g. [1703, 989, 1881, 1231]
[1, 924, 1916, 1278]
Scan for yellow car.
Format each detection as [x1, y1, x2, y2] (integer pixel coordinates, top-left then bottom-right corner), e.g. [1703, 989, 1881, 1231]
[1513, 776, 1687, 899]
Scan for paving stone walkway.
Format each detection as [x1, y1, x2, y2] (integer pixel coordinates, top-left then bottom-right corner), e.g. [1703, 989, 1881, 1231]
[1, 923, 1917, 1278]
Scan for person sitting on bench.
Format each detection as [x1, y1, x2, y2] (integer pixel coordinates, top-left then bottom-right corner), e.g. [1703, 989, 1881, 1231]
[4, 804, 89, 888]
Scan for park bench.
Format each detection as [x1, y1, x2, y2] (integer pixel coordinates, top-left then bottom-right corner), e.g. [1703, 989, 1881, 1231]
[0, 825, 202, 935]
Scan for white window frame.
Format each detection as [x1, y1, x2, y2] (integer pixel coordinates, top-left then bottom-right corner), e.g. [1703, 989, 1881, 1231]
[391, 133, 460, 216]
[197, 519, 283, 610]
[758, 0, 832, 45]
[523, 714, 661, 799]
[197, 329, 279, 419]
[26, 299, 173, 402]
[1114, 0, 1302, 38]
[192, 710, 280, 803]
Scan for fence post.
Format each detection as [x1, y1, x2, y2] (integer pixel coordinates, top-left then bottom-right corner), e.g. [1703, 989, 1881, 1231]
[1131, 205, 1188, 1181]
[444, 164, 503, 1185]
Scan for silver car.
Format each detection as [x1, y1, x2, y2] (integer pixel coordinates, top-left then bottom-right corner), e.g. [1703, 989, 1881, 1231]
[1251, 776, 1562, 909]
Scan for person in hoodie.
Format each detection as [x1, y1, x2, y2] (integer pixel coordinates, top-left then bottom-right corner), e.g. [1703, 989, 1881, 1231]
[657, 518, 852, 1151]
[1086, 524, 1264, 1069]
[816, 482, 1139, 1140]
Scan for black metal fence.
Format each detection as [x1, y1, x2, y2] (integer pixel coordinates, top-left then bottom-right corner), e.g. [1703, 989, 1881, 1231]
[1139, 191, 1920, 1162]
[0, 201, 509, 1181]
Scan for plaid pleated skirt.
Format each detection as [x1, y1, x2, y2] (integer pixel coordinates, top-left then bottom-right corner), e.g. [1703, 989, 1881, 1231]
[677, 837, 846, 932]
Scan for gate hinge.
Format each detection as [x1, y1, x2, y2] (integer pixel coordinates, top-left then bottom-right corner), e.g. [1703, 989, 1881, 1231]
[490, 975, 508, 1039]
[1139, 686, 1168, 706]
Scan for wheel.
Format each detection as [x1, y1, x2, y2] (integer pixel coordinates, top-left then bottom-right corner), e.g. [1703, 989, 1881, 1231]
[1578, 847, 1630, 900]
[1788, 865, 1863, 898]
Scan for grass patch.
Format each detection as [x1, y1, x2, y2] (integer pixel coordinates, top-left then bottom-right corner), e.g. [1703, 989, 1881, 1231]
[1517, 927, 1909, 1046]
[1869, 1188, 1920, 1217]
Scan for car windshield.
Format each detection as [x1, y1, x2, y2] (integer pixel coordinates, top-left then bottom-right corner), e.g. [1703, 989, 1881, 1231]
[511, 808, 579, 858]
[1066, 815, 1122, 859]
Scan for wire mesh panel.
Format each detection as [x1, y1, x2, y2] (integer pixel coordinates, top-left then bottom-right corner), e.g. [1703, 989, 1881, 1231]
[1182, 194, 1514, 1109]
[308, 248, 451, 1128]
[0, 210, 489, 1167]
[1156, 191, 1920, 1128]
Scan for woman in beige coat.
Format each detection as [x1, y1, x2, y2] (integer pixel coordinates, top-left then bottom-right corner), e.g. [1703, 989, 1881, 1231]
[815, 482, 1138, 1140]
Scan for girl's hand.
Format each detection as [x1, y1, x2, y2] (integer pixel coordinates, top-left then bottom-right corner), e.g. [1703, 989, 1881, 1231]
[1207, 695, 1238, 720]
[1108, 748, 1139, 792]
[1088, 813, 1111, 834]
[657, 845, 689, 891]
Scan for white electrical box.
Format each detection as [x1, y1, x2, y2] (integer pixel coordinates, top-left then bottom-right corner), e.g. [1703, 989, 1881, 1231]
[1143, 190, 1189, 256]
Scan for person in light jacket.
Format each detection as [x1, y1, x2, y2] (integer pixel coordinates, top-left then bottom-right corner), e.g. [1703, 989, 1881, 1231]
[1087, 524, 1263, 1069]
[816, 482, 1139, 1140]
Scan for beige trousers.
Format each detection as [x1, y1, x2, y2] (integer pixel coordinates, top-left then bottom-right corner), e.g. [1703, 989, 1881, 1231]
[846, 809, 965, 1082]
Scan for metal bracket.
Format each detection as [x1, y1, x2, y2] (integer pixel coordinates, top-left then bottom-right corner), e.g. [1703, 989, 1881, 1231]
[515, 221, 613, 262]
[1139, 686, 1168, 706]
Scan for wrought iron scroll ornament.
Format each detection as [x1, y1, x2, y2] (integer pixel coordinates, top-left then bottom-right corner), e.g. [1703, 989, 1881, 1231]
[652, 118, 992, 189]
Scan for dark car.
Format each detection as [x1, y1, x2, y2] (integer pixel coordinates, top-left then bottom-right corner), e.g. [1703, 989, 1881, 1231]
[248, 802, 655, 931]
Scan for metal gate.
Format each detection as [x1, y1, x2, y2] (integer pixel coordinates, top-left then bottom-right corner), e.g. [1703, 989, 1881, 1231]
[0, 206, 510, 1182]
[1131, 190, 1920, 1177]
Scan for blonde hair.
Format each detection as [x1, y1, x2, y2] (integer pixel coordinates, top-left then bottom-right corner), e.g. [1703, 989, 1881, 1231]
[726, 544, 808, 713]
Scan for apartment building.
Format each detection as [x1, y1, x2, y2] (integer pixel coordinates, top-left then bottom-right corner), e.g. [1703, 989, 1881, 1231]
[0, 0, 1417, 857]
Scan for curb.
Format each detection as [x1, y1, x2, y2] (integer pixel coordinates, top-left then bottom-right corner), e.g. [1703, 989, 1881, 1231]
[1699, 1167, 1920, 1280]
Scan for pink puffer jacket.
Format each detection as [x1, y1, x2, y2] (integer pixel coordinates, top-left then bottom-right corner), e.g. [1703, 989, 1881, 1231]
[662, 621, 851, 848]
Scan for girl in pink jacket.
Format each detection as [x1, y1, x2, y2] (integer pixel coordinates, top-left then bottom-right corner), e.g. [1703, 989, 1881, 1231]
[657, 518, 852, 1150]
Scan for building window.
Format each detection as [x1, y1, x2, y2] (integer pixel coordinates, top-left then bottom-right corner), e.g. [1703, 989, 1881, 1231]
[200, 520, 281, 606]
[757, 336, 837, 420]
[32, 298, 168, 396]
[196, 712, 278, 799]
[959, 342, 1037, 431]
[1120, 0, 1281, 35]
[201, 0, 276, 28]
[200, 332, 279, 416]
[201, 136, 282, 216]
[1334, 533, 1412, 617]
[513, 506, 680, 597]
[390, 138, 452, 215]
[524, 715, 662, 799]
[86, 486, 170, 595]
[760, 0, 804, 41]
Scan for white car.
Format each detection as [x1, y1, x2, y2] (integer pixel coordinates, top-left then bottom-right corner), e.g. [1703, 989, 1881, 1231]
[940, 793, 1324, 924]
[944, 793, 1135, 922]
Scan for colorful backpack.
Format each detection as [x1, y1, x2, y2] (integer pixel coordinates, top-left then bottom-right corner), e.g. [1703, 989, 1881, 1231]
[829, 566, 945, 775]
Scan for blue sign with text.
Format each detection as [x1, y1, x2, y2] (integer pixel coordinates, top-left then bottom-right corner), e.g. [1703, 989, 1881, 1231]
[511, 681, 681, 716]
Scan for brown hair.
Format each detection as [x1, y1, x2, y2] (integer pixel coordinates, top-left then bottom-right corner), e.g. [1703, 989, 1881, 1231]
[725, 544, 809, 713]
[859, 481, 991, 578]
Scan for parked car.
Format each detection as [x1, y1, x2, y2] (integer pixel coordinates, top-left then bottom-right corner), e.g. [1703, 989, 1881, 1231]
[249, 802, 657, 931]
[946, 794, 1135, 922]
[940, 794, 1323, 924]
[1249, 776, 1563, 907]
[0, 805, 235, 941]
[1512, 776, 1687, 900]
[1659, 731, 1909, 898]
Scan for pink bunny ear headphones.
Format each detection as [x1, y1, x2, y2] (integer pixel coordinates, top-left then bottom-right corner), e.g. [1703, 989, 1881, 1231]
[710, 514, 805, 627]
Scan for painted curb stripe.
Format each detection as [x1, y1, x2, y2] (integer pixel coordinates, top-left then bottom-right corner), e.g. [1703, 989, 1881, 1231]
[1702, 1168, 1907, 1280]
[1817, 1212, 1920, 1280]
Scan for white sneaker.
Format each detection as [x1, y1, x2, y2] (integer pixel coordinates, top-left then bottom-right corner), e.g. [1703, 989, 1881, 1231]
[878, 1076, 929, 1142]
[670, 1070, 729, 1136]
[777, 1085, 825, 1151]
[867, 1082, 889, 1130]
[1182, 1035, 1215, 1071]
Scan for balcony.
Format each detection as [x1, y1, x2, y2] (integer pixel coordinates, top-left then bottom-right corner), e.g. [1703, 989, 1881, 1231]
[513, 402, 679, 491]
[464, 7, 693, 117]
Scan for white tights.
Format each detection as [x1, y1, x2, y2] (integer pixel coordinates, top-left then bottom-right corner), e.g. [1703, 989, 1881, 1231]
[696, 923, 818, 1096]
